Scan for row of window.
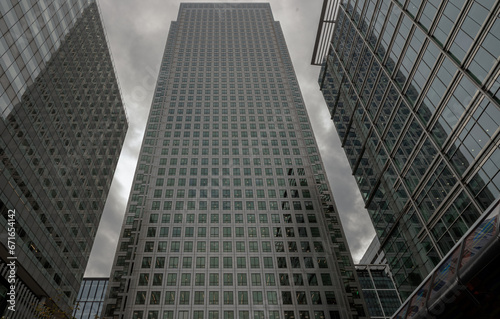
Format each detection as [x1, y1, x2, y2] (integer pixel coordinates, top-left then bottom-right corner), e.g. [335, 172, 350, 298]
[145, 200, 315, 211]
[141, 213, 317, 224]
[141, 177, 308, 188]
[154, 155, 305, 165]
[140, 225, 322, 238]
[136, 289, 335, 306]
[140, 240, 325, 253]
[146, 146, 303, 156]
[158, 101, 294, 111]
[155, 139, 304, 148]
[154, 188, 311, 199]
[168, 95, 289, 102]
[157, 138, 300, 147]
[150, 167, 308, 178]
[132, 309, 337, 319]
[138, 272, 334, 287]
[170, 71, 281, 78]
[172, 52, 277, 61]
[152, 165, 305, 175]
[164, 106, 289, 114]
[123, 256, 330, 270]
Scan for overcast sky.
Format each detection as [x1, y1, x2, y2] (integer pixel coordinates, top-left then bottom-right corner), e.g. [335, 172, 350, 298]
[84, 0, 375, 277]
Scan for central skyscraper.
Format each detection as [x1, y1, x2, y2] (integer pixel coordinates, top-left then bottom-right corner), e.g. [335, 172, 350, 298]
[104, 4, 367, 319]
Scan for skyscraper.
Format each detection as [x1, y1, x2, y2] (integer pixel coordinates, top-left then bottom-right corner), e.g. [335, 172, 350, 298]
[313, 0, 500, 300]
[0, 0, 127, 317]
[104, 3, 367, 319]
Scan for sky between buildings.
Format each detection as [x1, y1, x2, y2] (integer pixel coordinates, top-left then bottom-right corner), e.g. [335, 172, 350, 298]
[84, 0, 376, 277]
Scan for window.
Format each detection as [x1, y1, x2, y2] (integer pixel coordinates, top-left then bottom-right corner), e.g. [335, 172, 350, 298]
[297, 291, 307, 304]
[267, 291, 278, 304]
[237, 257, 246, 268]
[238, 291, 249, 305]
[304, 257, 314, 268]
[251, 273, 262, 286]
[155, 257, 165, 268]
[179, 291, 190, 304]
[311, 291, 322, 305]
[194, 291, 204, 305]
[142, 257, 152, 268]
[164, 291, 175, 304]
[266, 274, 276, 286]
[171, 241, 180, 252]
[277, 257, 287, 268]
[318, 257, 328, 268]
[308, 274, 318, 286]
[250, 257, 260, 268]
[166, 274, 177, 286]
[224, 291, 234, 304]
[158, 241, 167, 252]
[147, 227, 156, 237]
[210, 241, 219, 252]
[325, 291, 337, 304]
[209, 291, 219, 305]
[210, 273, 219, 286]
[169, 257, 178, 269]
[181, 274, 191, 286]
[293, 274, 304, 286]
[224, 273, 233, 286]
[195, 273, 205, 286]
[282, 292, 292, 304]
[144, 242, 154, 252]
[253, 291, 263, 305]
[321, 274, 333, 285]
[196, 257, 206, 268]
[249, 241, 258, 252]
[237, 273, 247, 286]
[150, 291, 160, 305]
[280, 274, 290, 286]
[138, 274, 149, 286]
[236, 241, 245, 252]
[182, 257, 192, 268]
[197, 241, 206, 252]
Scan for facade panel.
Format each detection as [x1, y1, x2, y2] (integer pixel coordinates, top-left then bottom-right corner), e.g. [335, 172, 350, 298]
[73, 278, 109, 319]
[355, 265, 401, 319]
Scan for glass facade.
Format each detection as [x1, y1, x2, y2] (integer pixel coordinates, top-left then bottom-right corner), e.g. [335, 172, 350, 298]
[73, 278, 109, 319]
[316, 0, 500, 300]
[392, 198, 500, 319]
[103, 3, 367, 319]
[355, 265, 401, 318]
[0, 0, 127, 317]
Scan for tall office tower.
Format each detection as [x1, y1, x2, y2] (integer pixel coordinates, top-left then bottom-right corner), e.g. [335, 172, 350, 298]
[104, 3, 367, 319]
[313, 0, 500, 300]
[0, 0, 127, 317]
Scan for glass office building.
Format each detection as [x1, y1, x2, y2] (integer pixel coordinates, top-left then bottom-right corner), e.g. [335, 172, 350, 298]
[73, 278, 109, 319]
[0, 0, 127, 317]
[103, 3, 367, 319]
[314, 0, 500, 300]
